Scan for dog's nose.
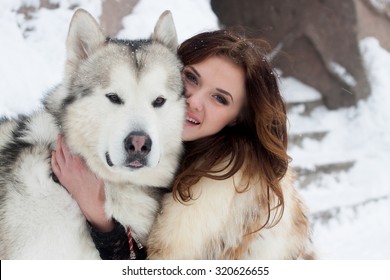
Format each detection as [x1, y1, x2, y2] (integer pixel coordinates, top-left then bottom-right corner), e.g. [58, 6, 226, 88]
[124, 131, 152, 156]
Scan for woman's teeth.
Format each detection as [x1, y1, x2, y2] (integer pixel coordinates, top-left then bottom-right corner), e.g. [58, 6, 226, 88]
[186, 117, 200, 124]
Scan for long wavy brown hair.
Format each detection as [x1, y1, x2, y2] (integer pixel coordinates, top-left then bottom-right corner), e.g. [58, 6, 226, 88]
[172, 29, 290, 229]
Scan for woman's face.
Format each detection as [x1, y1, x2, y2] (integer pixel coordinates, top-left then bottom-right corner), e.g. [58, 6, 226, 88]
[181, 55, 246, 141]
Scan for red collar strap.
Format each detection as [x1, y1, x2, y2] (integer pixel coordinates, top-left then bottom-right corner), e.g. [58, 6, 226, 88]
[127, 227, 144, 260]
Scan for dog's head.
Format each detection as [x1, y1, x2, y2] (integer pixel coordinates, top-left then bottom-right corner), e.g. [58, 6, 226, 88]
[46, 9, 185, 187]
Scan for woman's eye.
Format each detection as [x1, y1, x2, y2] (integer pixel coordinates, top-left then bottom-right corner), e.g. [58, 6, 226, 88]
[105, 93, 123, 105]
[214, 95, 228, 105]
[184, 71, 198, 85]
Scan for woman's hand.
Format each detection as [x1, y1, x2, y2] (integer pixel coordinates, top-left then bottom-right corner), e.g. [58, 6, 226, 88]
[51, 134, 114, 232]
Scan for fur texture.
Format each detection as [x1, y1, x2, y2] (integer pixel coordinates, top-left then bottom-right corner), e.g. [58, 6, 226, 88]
[147, 165, 315, 259]
[0, 9, 184, 259]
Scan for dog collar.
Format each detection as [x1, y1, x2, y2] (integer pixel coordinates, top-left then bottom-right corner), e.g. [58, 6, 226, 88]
[127, 227, 144, 260]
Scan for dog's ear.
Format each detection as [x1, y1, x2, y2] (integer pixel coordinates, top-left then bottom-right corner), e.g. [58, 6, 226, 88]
[66, 9, 106, 68]
[152, 10, 178, 52]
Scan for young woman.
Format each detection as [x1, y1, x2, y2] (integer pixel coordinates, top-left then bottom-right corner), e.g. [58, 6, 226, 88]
[51, 29, 314, 260]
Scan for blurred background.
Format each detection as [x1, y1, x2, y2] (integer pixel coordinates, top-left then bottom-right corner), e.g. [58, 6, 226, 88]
[0, 0, 389, 259]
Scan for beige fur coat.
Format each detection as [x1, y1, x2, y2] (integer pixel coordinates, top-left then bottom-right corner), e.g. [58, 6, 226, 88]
[147, 167, 314, 259]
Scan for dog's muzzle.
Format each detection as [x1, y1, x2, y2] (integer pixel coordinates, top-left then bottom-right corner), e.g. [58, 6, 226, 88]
[105, 131, 152, 169]
[124, 131, 152, 169]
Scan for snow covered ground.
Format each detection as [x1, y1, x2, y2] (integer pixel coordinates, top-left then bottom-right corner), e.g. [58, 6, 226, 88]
[284, 36, 390, 259]
[0, 0, 389, 259]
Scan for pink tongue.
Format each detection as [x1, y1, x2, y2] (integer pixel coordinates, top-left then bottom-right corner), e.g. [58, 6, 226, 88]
[130, 161, 143, 167]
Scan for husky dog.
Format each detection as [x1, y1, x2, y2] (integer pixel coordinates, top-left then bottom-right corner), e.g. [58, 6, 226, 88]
[0, 9, 184, 259]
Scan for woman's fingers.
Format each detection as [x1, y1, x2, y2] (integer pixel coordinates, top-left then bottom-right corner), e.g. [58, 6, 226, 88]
[55, 134, 66, 166]
[59, 134, 72, 163]
[51, 151, 60, 174]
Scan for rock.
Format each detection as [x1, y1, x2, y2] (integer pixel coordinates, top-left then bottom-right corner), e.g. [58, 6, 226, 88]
[210, 0, 389, 109]
[100, 0, 139, 37]
[357, 0, 390, 51]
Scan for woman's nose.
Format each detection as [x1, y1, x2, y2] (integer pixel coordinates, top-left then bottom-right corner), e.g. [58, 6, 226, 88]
[185, 90, 203, 111]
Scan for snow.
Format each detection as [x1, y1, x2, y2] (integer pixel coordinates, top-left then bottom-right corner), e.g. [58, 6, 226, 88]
[286, 37, 390, 259]
[117, 0, 218, 42]
[1, 0, 389, 260]
[327, 61, 357, 87]
[280, 76, 322, 103]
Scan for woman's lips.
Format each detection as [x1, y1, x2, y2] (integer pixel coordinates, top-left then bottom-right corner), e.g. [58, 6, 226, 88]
[185, 113, 201, 126]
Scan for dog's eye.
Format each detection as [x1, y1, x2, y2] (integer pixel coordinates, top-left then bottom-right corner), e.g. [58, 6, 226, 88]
[105, 93, 123, 105]
[152, 96, 166, 108]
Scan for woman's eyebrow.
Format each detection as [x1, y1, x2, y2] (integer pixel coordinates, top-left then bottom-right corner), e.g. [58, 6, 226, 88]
[188, 66, 201, 78]
[216, 88, 233, 102]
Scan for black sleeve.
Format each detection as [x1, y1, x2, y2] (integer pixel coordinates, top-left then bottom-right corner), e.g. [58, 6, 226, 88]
[88, 219, 146, 260]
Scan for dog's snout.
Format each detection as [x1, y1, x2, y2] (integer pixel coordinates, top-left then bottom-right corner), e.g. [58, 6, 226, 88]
[125, 131, 152, 156]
